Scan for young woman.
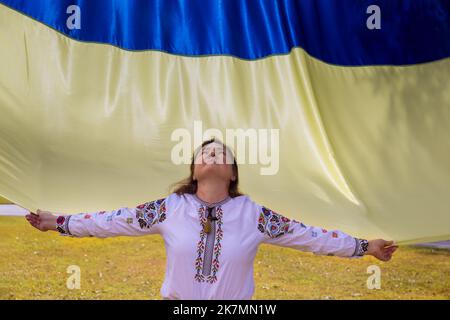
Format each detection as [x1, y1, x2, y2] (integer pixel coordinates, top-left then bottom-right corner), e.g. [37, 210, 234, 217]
[25, 138, 397, 300]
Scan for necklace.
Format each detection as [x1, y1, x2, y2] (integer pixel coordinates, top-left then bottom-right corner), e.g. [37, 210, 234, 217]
[203, 207, 218, 234]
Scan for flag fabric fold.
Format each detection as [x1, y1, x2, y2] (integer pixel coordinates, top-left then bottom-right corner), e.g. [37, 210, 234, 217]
[0, 0, 449, 244]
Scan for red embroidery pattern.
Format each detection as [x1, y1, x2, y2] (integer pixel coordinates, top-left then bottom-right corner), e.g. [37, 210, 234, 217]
[257, 206, 291, 238]
[56, 215, 71, 235]
[194, 205, 224, 284]
[195, 206, 207, 282]
[135, 198, 167, 229]
[208, 206, 223, 284]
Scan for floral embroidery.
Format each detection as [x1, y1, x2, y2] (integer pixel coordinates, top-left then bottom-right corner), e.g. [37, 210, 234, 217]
[56, 215, 72, 235]
[194, 206, 224, 284]
[353, 238, 369, 256]
[195, 206, 207, 282]
[208, 206, 223, 283]
[257, 206, 291, 238]
[135, 198, 167, 229]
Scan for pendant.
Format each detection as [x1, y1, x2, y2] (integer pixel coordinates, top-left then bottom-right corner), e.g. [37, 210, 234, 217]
[203, 219, 212, 234]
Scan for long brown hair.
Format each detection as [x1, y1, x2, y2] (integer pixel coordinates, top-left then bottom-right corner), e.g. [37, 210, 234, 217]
[171, 138, 243, 197]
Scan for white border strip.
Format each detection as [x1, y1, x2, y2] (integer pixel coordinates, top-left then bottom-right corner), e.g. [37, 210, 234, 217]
[0, 204, 28, 216]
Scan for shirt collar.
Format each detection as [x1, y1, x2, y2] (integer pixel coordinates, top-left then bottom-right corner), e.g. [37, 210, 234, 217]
[191, 193, 231, 208]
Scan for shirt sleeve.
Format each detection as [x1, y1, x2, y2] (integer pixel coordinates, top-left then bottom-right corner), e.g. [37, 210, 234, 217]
[55, 197, 168, 238]
[255, 204, 368, 257]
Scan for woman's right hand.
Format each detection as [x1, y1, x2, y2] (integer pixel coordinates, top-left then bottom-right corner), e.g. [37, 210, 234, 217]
[25, 209, 58, 232]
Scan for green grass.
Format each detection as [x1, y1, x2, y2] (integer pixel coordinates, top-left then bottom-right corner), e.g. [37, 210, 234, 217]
[0, 216, 449, 300]
[0, 197, 11, 204]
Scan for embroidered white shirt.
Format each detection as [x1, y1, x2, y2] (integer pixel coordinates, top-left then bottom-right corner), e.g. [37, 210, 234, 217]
[57, 193, 366, 300]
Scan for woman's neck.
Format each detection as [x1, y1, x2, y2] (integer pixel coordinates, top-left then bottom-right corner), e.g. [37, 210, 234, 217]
[195, 180, 230, 204]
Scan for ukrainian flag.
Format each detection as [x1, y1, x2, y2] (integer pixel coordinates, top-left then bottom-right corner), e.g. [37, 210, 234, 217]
[0, 0, 449, 244]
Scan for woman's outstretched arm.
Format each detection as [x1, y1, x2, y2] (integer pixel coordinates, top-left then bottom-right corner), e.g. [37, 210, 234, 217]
[25, 198, 168, 238]
[255, 205, 397, 261]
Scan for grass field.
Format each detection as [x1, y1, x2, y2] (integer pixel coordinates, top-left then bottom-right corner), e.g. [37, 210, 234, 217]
[0, 216, 448, 300]
[0, 197, 11, 204]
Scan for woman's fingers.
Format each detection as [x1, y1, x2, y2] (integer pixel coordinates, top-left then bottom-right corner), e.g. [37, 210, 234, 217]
[27, 218, 38, 229]
[25, 212, 44, 230]
[388, 246, 398, 253]
[28, 213, 39, 221]
[384, 240, 394, 247]
[384, 246, 398, 255]
[376, 244, 398, 261]
[26, 214, 37, 223]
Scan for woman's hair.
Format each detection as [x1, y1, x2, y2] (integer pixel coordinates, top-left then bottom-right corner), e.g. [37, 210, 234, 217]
[171, 138, 243, 197]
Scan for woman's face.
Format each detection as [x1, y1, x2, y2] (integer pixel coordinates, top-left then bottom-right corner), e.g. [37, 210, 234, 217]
[193, 142, 235, 183]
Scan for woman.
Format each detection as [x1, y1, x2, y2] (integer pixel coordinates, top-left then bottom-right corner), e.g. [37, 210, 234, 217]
[26, 138, 398, 300]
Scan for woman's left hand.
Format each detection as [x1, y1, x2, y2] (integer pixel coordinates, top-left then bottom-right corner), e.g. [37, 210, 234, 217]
[366, 239, 398, 261]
